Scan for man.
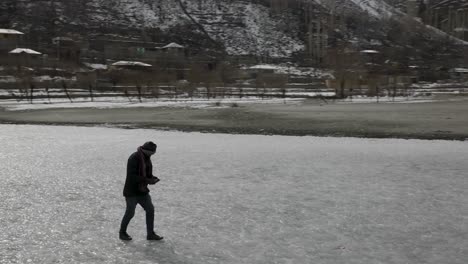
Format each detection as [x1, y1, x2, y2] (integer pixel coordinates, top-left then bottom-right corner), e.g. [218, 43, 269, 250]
[119, 141, 163, 241]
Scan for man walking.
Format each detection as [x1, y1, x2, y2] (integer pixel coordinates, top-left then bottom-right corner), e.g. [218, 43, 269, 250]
[119, 141, 163, 241]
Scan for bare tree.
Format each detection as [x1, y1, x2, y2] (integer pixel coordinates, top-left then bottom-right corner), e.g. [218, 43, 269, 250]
[61, 81, 73, 103]
[29, 83, 35, 104]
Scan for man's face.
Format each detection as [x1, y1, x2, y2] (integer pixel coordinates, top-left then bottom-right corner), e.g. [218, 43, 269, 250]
[142, 149, 156, 156]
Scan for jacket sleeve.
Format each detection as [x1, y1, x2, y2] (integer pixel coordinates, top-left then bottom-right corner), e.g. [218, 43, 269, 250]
[147, 163, 159, 184]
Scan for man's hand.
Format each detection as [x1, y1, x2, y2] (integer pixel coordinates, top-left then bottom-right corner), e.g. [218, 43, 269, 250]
[148, 176, 160, 185]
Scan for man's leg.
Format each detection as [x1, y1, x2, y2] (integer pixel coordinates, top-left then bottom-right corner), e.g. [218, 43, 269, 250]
[120, 196, 138, 234]
[137, 194, 155, 235]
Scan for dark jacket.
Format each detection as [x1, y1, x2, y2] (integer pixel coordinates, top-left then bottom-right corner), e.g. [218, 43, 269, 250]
[123, 150, 159, 197]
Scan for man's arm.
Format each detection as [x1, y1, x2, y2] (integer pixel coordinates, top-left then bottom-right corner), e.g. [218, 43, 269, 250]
[148, 160, 160, 185]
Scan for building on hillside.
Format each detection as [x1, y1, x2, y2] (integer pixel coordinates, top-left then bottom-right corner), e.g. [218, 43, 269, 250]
[246, 65, 276, 77]
[449, 67, 468, 79]
[150, 42, 188, 69]
[303, 3, 339, 66]
[89, 38, 163, 61]
[360, 49, 381, 65]
[0, 29, 24, 52]
[9, 48, 42, 68]
[306, 16, 328, 65]
[424, 0, 468, 41]
[393, 0, 468, 41]
[299, 1, 339, 66]
[52, 37, 81, 63]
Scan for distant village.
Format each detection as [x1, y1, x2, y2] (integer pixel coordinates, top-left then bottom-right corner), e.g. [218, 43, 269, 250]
[1, 0, 468, 103]
[0, 27, 338, 102]
[0, 28, 202, 86]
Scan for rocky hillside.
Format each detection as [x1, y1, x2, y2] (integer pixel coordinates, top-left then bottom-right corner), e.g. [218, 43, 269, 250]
[0, 0, 465, 61]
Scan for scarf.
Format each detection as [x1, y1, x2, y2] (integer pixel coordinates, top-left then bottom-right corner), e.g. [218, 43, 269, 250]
[137, 147, 153, 192]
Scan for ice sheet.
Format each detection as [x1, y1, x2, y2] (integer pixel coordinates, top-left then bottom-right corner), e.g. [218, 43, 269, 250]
[0, 125, 467, 264]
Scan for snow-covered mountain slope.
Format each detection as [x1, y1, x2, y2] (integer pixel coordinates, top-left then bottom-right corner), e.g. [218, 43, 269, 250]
[0, 0, 423, 57]
[347, 0, 395, 17]
[2, 0, 309, 57]
[313, 0, 397, 17]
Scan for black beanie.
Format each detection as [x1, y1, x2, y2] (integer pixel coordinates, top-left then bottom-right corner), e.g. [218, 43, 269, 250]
[142, 141, 157, 152]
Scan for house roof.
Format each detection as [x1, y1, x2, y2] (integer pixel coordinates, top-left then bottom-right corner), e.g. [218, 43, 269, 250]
[161, 42, 184, 49]
[83, 63, 108, 70]
[454, 27, 468, 32]
[111, 61, 152, 67]
[360, 49, 379, 54]
[9, 48, 42, 55]
[450, 68, 468, 73]
[0, 29, 24, 35]
[248, 64, 278, 70]
[52, 37, 74, 43]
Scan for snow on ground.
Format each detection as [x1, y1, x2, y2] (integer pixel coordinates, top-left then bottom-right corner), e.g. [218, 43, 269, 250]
[244, 64, 333, 78]
[411, 81, 468, 89]
[0, 97, 304, 111]
[0, 96, 459, 111]
[33, 75, 76, 82]
[337, 96, 440, 104]
[1, 91, 464, 111]
[0, 76, 17, 83]
[0, 125, 467, 264]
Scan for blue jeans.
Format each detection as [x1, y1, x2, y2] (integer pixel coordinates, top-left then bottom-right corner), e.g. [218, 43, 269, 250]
[120, 194, 154, 235]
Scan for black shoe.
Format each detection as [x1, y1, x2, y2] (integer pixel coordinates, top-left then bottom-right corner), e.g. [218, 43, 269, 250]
[119, 231, 132, 241]
[147, 231, 164, 241]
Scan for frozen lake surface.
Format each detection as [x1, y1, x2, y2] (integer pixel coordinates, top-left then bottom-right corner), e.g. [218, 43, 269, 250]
[0, 124, 467, 264]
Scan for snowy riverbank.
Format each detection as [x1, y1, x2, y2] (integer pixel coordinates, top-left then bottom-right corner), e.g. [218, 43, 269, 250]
[1, 97, 468, 140]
